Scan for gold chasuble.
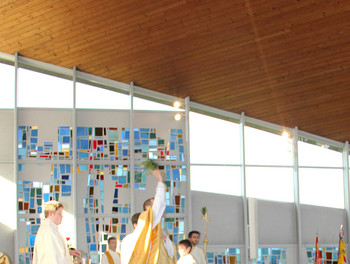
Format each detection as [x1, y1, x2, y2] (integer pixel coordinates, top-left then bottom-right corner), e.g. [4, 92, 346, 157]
[129, 207, 161, 264]
[158, 240, 177, 264]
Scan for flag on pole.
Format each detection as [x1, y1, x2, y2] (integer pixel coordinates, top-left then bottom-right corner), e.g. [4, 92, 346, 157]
[338, 225, 347, 264]
[314, 234, 322, 264]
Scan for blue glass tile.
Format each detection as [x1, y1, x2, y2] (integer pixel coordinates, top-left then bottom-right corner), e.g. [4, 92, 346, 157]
[173, 169, 180, 180]
[62, 185, 71, 193]
[29, 235, 36, 247]
[77, 127, 87, 137]
[24, 192, 29, 201]
[60, 129, 70, 136]
[166, 206, 175, 213]
[90, 244, 97, 251]
[179, 146, 184, 153]
[31, 225, 39, 234]
[102, 244, 107, 252]
[29, 198, 35, 208]
[79, 140, 89, 149]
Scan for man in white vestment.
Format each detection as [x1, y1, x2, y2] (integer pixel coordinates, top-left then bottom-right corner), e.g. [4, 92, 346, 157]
[33, 201, 80, 264]
[120, 169, 174, 264]
[120, 212, 142, 264]
[188, 231, 206, 264]
[101, 237, 121, 264]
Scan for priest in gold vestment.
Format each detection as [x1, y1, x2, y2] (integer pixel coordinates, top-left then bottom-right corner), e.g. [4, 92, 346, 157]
[121, 169, 176, 264]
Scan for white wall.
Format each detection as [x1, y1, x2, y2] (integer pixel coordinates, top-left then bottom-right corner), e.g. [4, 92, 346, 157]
[192, 190, 347, 263]
[0, 110, 15, 262]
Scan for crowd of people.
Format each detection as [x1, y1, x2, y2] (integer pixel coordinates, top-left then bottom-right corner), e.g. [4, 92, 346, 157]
[33, 169, 207, 264]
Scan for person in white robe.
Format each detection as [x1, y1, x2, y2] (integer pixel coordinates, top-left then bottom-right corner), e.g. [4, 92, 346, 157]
[120, 169, 173, 264]
[101, 237, 121, 264]
[33, 201, 80, 264]
[188, 231, 206, 264]
[177, 239, 198, 264]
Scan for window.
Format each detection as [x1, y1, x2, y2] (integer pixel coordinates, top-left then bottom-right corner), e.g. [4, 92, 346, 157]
[134, 97, 180, 111]
[298, 141, 342, 167]
[0, 63, 15, 109]
[246, 167, 294, 202]
[299, 168, 344, 208]
[190, 112, 240, 164]
[76, 82, 130, 109]
[191, 165, 241, 196]
[245, 126, 292, 166]
[17, 68, 73, 108]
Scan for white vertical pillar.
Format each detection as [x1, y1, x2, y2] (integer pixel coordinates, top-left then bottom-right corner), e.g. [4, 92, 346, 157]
[240, 112, 249, 264]
[185, 96, 192, 234]
[343, 141, 350, 242]
[14, 52, 19, 264]
[72, 66, 78, 247]
[293, 127, 302, 264]
[129, 82, 135, 216]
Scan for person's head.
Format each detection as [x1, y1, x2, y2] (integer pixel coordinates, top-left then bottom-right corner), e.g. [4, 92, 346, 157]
[44, 201, 64, 225]
[108, 237, 117, 252]
[131, 212, 141, 229]
[188, 231, 200, 246]
[143, 197, 154, 211]
[178, 239, 192, 257]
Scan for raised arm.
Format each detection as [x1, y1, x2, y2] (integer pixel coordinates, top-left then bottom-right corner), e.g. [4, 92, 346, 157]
[151, 169, 166, 228]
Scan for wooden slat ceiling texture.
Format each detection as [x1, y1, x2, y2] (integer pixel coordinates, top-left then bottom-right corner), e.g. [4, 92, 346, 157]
[1, 0, 350, 142]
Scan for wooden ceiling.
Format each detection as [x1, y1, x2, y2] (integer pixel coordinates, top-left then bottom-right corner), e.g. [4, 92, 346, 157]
[1, 0, 350, 142]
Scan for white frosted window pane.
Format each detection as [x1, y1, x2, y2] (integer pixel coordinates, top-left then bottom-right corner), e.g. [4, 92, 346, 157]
[190, 166, 241, 196]
[76, 82, 130, 109]
[0, 63, 14, 109]
[134, 97, 180, 111]
[299, 168, 344, 208]
[245, 126, 292, 166]
[190, 112, 240, 164]
[298, 141, 342, 167]
[246, 167, 294, 203]
[18, 68, 73, 108]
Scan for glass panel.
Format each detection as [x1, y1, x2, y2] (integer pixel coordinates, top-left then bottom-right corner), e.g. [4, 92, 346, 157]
[298, 141, 342, 167]
[246, 167, 294, 202]
[299, 168, 344, 208]
[0, 63, 15, 109]
[17, 68, 73, 108]
[190, 112, 240, 164]
[190, 165, 241, 196]
[245, 126, 293, 166]
[134, 97, 180, 111]
[76, 82, 130, 109]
